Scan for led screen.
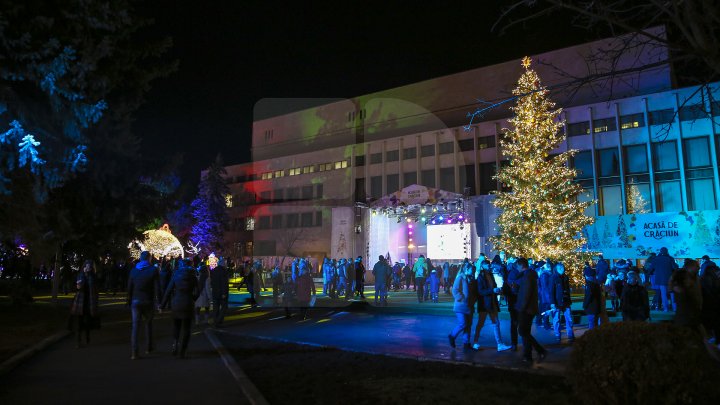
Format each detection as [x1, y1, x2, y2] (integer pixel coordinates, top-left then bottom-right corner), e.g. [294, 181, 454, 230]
[427, 224, 470, 260]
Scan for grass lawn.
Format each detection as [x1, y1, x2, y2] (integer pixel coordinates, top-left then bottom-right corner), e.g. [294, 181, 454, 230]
[220, 334, 575, 405]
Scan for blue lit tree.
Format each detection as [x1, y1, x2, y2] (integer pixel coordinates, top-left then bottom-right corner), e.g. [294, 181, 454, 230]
[191, 155, 230, 255]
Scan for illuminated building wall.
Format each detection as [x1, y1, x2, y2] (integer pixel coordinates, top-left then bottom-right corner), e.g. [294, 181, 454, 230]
[220, 30, 720, 263]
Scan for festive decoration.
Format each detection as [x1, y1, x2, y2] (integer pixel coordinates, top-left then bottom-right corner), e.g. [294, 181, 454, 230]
[128, 224, 184, 259]
[207, 252, 218, 269]
[18, 134, 46, 174]
[191, 156, 230, 254]
[626, 180, 649, 214]
[491, 57, 595, 284]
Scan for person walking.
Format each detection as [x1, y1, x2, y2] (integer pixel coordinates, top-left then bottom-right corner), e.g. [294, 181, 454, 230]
[653, 247, 679, 312]
[372, 255, 390, 306]
[537, 261, 553, 329]
[127, 251, 161, 360]
[621, 271, 650, 322]
[550, 262, 574, 343]
[210, 257, 230, 326]
[194, 264, 212, 325]
[670, 259, 703, 332]
[292, 268, 316, 320]
[505, 257, 520, 351]
[582, 266, 603, 330]
[515, 258, 547, 363]
[70, 260, 100, 348]
[414, 255, 428, 303]
[322, 258, 333, 297]
[161, 259, 198, 358]
[448, 263, 476, 350]
[472, 258, 512, 352]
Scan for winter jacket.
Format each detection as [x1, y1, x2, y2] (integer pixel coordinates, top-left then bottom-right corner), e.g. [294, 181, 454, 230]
[127, 260, 160, 307]
[70, 271, 99, 317]
[596, 259, 609, 285]
[621, 284, 649, 321]
[414, 257, 427, 279]
[442, 263, 450, 278]
[162, 265, 199, 318]
[427, 272, 441, 293]
[515, 270, 539, 315]
[583, 281, 602, 315]
[210, 265, 229, 299]
[295, 272, 315, 304]
[700, 264, 720, 317]
[506, 263, 521, 297]
[372, 260, 390, 286]
[653, 249, 678, 286]
[551, 273, 572, 309]
[670, 269, 703, 328]
[452, 274, 476, 314]
[323, 262, 335, 282]
[538, 270, 554, 305]
[476, 270, 499, 313]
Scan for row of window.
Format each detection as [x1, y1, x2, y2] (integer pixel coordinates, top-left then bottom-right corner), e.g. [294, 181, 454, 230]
[254, 160, 348, 181]
[231, 211, 323, 231]
[567, 103, 720, 137]
[357, 136, 496, 166]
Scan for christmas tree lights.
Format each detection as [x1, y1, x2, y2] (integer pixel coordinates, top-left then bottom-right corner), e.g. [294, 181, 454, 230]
[491, 57, 595, 284]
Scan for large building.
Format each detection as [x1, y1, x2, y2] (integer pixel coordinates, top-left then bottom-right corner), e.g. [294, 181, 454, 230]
[221, 30, 720, 270]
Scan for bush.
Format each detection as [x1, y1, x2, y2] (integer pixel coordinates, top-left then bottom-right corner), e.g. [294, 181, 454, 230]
[567, 322, 719, 404]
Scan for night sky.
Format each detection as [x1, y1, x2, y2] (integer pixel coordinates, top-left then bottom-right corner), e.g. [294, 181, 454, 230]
[133, 1, 596, 189]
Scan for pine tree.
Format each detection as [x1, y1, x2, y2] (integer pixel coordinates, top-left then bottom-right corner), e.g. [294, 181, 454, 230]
[626, 180, 649, 214]
[616, 215, 629, 248]
[191, 155, 230, 254]
[591, 225, 600, 249]
[492, 57, 594, 283]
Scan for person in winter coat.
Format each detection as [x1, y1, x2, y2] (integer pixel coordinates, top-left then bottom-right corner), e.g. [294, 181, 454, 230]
[583, 267, 603, 330]
[700, 255, 716, 276]
[210, 258, 230, 325]
[699, 261, 720, 342]
[537, 261, 553, 329]
[613, 259, 630, 310]
[428, 269, 441, 303]
[490, 255, 506, 307]
[322, 258, 334, 298]
[505, 257, 521, 351]
[550, 262, 574, 342]
[194, 265, 212, 325]
[354, 256, 366, 298]
[596, 255, 609, 285]
[413, 255, 428, 303]
[448, 263, 476, 350]
[516, 258, 547, 363]
[442, 262, 451, 294]
[472, 258, 512, 352]
[403, 262, 413, 290]
[289, 269, 316, 320]
[161, 259, 199, 358]
[621, 271, 649, 322]
[127, 251, 161, 360]
[670, 259, 703, 332]
[372, 255, 390, 305]
[653, 247, 679, 312]
[271, 265, 284, 305]
[70, 260, 100, 348]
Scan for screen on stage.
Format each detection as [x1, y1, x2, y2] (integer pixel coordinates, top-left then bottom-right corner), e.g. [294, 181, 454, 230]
[427, 224, 470, 260]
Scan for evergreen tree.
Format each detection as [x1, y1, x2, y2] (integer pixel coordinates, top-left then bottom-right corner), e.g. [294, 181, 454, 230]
[626, 180, 649, 214]
[602, 220, 613, 246]
[491, 57, 594, 283]
[616, 215, 629, 248]
[591, 225, 600, 249]
[191, 155, 230, 254]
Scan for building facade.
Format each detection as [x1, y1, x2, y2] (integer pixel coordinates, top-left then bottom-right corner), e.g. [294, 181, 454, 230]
[221, 31, 720, 267]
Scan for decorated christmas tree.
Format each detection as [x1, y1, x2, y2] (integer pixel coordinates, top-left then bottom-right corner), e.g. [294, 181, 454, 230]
[615, 215, 629, 248]
[491, 57, 594, 284]
[626, 179, 649, 214]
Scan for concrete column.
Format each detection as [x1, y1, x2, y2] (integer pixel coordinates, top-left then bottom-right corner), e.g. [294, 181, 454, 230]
[704, 86, 720, 208]
[643, 98, 658, 212]
[674, 93, 689, 211]
[589, 107, 600, 216]
[615, 103, 628, 214]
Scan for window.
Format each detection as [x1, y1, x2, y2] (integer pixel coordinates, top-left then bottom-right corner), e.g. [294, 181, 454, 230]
[260, 190, 271, 202]
[653, 141, 679, 171]
[712, 101, 720, 117]
[273, 189, 285, 201]
[597, 148, 620, 177]
[656, 181, 682, 212]
[289, 168, 301, 176]
[688, 178, 716, 210]
[679, 104, 706, 122]
[567, 121, 590, 137]
[254, 240, 276, 256]
[334, 160, 348, 169]
[439, 142, 454, 154]
[403, 147, 417, 159]
[370, 153, 382, 164]
[477, 135, 495, 149]
[355, 155, 365, 166]
[420, 144, 435, 157]
[572, 150, 594, 179]
[620, 113, 645, 129]
[460, 164, 476, 195]
[272, 214, 283, 229]
[319, 163, 333, 171]
[599, 186, 622, 215]
[625, 144, 648, 174]
[386, 150, 399, 162]
[258, 216, 270, 230]
[301, 212, 314, 227]
[649, 109, 675, 125]
[245, 217, 255, 231]
[458, 138, 474, 152]
[261, 172, 273, 180]
[286, 213, 299, 228]
[302, 185, 313, 199]
[315, 211, 323, 227]
[287, 187, 300, 200]
[479, 162, 496, 194]
[370, 176, 382, 198]
[355, 178, 366, 202]
[421, 169, 435, 187]
[274, 170, 284, 178]
[593, 117, 617, 133]
[439, 167, 454, 191]
[315, 184, 323, 199]
[386, 174, 399, 194]
[403, 172, 417, 186]
[684, 137, 711, 168]
[302, 165, 315, 174]
[626, 182, 652, 214]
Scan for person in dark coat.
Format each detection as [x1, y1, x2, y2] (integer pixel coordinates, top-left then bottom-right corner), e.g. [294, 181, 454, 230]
[70, 260, 100, 348]
[428, 269, 441, 303]
[550, 262, 574, 342]
[515, 258, 547, 363]
[448, 263, 476, 350]
[537, 261, 553, 329]
[582, 266, 603, 330]
[372, 255, 390, 306]
[210, 257, 230, 326]
[596, 255, 609, 286]
[354, 256, 366, 298]
[289, 269, 316, 319]
[670, 259, 703, 332]
[161, 259, 199, 358]
[505, 257, 521, 351]
[472, 258, 512, 352]
[699, 261, 720, 342]
[127, 251, 161, 359]
[159, 259, 173, 309]
[621, 271, 649, 322]
[653, 247, 679, 312]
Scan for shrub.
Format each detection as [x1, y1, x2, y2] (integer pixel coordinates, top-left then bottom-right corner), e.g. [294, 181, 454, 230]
[567, 322, 719, 404]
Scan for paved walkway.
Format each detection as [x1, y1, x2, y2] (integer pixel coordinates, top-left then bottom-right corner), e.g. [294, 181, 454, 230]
[0, 313, 248, 404]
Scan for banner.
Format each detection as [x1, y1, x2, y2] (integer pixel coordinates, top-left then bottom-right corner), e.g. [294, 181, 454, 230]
[331, 207, 354, 259]
[582, 210, 720, 259]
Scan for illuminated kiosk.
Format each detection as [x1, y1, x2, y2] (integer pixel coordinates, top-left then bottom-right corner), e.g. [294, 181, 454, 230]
[128, 224, 185, 259]
[356, 185, 483, 281]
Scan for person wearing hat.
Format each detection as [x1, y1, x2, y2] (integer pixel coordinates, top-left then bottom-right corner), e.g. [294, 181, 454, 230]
[428, 268, 441, 303]
[621, 271, 650, 322]
[582, 266, 603, 330]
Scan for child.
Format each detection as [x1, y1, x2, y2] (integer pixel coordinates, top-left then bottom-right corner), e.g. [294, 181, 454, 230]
[428, 269, 441, 303]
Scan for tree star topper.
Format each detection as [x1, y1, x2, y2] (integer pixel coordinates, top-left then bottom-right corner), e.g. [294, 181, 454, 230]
[521, 56, 532, 69]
